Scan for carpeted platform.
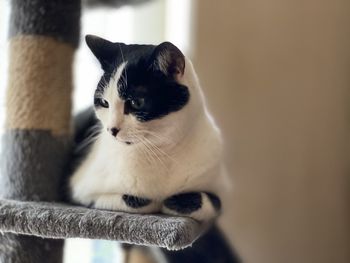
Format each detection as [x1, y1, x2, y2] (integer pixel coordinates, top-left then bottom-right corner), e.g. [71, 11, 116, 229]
[0, 199, 205, 250]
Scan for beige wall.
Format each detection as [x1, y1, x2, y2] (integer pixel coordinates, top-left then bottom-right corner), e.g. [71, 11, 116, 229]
[193, 0, 350, 262]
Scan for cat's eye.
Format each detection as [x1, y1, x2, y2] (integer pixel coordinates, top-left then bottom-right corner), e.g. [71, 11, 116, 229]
[130, 98, 145, 110]
[96, 98, 109, 108]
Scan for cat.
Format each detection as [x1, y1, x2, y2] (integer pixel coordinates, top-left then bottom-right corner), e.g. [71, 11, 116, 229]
[69, 35, 228, 222]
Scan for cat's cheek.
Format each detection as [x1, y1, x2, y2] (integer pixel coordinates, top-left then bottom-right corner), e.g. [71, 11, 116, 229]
[95, 108, 108, 127]
[122, 115, 141, 133]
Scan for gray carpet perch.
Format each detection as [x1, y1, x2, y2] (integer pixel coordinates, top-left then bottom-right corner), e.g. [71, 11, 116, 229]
[0, 199, 203, 250]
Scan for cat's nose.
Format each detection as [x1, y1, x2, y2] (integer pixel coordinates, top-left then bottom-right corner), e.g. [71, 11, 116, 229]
[108, 127, 119, 137]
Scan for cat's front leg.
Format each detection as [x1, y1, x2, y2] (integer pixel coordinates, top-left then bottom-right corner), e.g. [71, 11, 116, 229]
[92, 193, 160, 214]
[161, 192, 221, 222]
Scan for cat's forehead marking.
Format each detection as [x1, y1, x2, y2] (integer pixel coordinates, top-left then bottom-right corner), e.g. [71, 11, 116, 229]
[105, 62, 127, 103]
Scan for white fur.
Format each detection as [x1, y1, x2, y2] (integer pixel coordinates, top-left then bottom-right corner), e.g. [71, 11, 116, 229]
[70, 58, 228, 219]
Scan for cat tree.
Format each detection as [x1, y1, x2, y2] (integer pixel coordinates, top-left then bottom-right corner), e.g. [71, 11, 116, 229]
[0, 0, 237, 262]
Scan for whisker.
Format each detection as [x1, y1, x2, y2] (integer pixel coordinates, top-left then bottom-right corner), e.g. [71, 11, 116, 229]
[130, 130, 178, 164]
[141, 139, 171, 171]
[132, 130, 172, 145]
[75, 124, 102, 154]
[118, 43, 128, 87]
[130, 134, 157, 165]
[130, 133, 170, 171]
[141, 135, 178, 164]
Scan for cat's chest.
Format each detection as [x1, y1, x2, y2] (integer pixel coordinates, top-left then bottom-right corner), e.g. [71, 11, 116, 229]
[88, 141, 186, 197]
[75, 128, 221, 199]
[102, 148, 170, 181]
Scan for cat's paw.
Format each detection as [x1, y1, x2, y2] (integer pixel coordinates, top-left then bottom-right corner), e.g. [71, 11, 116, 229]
[161, 192, 221, 222]
[122, 194, 152, 209]
[92, 193, 159, 213]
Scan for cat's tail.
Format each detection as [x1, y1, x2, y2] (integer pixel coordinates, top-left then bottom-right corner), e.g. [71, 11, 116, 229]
[162, 224, 240, 263]
[120, 225, 241, 263]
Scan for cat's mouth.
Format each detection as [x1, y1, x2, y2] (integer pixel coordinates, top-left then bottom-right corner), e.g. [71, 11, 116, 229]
[111, 131, 141, 145]
[116, 138, 133, 145]
[115, 137, 134, 145]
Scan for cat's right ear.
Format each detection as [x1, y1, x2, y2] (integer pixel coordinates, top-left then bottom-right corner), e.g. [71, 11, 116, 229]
[150, 42, 185, 78]
[85, 35, 116, 71]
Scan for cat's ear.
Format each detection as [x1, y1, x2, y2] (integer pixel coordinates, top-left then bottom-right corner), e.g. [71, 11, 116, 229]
[151, 42, 185, 78]
[85, 35, 117, 71]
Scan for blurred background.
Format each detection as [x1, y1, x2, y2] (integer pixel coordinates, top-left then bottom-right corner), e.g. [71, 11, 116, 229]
[1, 0, 350, 262]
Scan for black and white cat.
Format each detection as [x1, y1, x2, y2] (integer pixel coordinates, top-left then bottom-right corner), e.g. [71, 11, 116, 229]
[69, 35, 227, 222]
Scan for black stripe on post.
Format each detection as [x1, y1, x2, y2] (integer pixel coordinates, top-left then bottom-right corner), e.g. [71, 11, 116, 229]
[0, 131, 69, 201]
[9, 0, 81, 47]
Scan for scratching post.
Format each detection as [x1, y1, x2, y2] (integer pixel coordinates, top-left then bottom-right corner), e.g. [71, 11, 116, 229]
[0, 0, 80, 262]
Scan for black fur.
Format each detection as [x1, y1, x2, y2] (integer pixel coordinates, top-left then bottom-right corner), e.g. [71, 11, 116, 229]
[164, 192, 202, 214]
[162, 225, 241, 263]
[118, 61, 189, 122]
[86, 35, 190, 122]
[122, 194, 152, 208]
[206, 192, 222, 211]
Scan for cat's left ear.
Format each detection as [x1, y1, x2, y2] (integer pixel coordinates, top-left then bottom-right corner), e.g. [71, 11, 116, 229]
[85, 35, 117, 71]
[150, 42, 185, 78]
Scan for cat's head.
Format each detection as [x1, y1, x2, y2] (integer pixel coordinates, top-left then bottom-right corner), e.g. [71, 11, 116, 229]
[86, 35, 202, 147]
